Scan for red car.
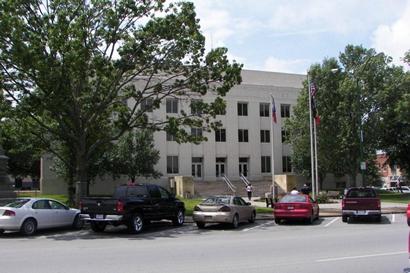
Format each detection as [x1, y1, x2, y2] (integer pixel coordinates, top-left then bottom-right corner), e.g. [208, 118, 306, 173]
[407, 203, 410, 226]
[273, 194, 319, 224]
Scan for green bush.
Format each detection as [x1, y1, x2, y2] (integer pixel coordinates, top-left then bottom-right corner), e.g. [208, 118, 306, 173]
[316, 192, 330, 204]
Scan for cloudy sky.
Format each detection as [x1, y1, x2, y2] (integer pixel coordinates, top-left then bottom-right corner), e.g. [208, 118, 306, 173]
[187, 0, 410, 74]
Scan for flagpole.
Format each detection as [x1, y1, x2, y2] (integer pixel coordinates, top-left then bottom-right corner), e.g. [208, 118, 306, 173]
[270, 94, 276, 202]
[308, 74, 316, 200]
[313, 120, 319, 196]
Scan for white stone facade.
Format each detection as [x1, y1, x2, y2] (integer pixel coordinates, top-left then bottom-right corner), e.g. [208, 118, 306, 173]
[144, 70, 305, 182]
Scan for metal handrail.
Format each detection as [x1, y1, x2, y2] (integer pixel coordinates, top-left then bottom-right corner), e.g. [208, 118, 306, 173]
[240, 173, 250, 186]
[222, 175, 236, 193]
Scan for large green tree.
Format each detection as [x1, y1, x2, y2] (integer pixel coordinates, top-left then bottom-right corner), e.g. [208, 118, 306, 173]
[287, 45, 396, 188]
[0, 0, 242, 201]
[376, 50, 410, 173]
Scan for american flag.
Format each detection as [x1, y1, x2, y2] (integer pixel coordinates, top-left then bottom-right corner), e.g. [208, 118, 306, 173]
[271, 96, 277, 124]
[310, 82, 317, 97]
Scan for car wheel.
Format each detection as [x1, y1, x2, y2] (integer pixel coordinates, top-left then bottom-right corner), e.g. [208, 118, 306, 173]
[307, 212, 314, 224]
[72, 214, 84, 230]
[90, 222, 106, 233]
[196, 222, 205, 229]
[172, 209, 185, 226]
[274, 218, 281, 225]
[129, 214, 144, 234]
[231, 214, 239, 229]
[248, 211, 256, 223]
[20, 218, 37, 236]
[342, 215, 348, 223]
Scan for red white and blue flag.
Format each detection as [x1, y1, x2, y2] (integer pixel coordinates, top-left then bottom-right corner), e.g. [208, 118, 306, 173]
[271, 96, 277, 124]
[310, 82, 320, 125]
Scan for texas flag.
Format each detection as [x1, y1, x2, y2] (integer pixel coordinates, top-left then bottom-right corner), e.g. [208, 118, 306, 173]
[271, 96, 277, 124]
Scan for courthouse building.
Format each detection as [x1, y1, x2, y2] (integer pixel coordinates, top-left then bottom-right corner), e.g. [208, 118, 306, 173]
[41, 70, 309, 195]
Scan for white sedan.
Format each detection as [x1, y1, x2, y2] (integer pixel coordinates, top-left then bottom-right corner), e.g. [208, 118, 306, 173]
[0, 198, 82, 235]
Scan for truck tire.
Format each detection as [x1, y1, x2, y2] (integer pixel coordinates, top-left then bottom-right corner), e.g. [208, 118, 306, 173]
[129, 214, 144, 233]
[342, 215, 348, 223]
[90, 222, 106, 232]
[274, 218, 281, 224]
[172, 209, 185, 226]
[374, 215, 382, 223]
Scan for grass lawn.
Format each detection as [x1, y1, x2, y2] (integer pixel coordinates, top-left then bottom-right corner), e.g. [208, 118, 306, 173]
[378, 192, 410, 204]
[16, 192, 69, 205]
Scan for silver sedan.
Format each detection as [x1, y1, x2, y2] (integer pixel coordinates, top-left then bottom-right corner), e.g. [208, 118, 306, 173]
[192, 195, 256, 229]
[0, 198, 82, 235]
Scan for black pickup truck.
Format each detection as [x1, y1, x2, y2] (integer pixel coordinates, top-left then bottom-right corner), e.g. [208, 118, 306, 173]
[80, 184, 185, 233]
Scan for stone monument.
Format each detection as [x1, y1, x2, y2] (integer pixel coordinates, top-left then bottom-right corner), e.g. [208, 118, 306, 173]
[0, 145, 16, 198]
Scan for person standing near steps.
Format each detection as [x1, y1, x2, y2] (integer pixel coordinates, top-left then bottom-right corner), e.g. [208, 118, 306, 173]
[246, 183, 253, 201]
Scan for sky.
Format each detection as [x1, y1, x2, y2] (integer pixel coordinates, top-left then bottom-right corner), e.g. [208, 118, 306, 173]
[186, 0, 410, 74]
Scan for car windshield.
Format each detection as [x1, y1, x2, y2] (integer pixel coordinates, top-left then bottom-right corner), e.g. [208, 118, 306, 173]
[202, 196, 231, 205]
[279, 195, 306, 203]
[5, 199, 30, 208]
[346, 188, 376, 198]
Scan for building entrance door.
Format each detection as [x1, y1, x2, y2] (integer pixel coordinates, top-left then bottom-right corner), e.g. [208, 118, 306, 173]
[239, 157, 249, 177]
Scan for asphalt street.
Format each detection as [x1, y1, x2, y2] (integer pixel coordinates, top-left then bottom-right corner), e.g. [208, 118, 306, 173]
[0, 214, 408, 273]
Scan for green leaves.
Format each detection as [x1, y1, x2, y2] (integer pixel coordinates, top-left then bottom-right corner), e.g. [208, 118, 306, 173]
[0, 0, 242, 198]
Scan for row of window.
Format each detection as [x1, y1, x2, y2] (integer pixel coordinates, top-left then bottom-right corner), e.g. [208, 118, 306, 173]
[167, 129, 289, 143]
[166, 156, 292, 176]
[142, 98, 291, 118]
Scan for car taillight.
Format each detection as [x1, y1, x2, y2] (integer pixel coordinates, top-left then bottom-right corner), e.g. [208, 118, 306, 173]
[116, 200, 124, 213]
[194, 205, 202, 212]
[218, 206, 231, 212]
[3, 210, 15, 216]
[342, 199, 346, 209]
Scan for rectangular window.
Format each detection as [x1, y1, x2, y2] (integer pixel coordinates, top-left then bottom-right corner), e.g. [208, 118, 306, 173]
[141, 97, 154, 112]
[166, 98, 178, 114]
[215, 129, 226, 142]
[216, 157, 226, 177]
[191, 128, 203, 137]
[281, 128, 289, 143]
[260, 130, 270, 143]
[237, 102, 248, 116]
[190, 99, 202, 115]
[281, 104, 290, 118]
[167, 156, 179, 174]
[261, 156, 271, 173]
[260, 103, 269, 117]
[238, 129, 249, 142]
[282, 156, 292, 173]
[166, 132, 176, 142]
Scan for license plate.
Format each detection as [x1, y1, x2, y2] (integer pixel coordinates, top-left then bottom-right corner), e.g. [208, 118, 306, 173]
[205, 216, 212, 220]
[287, 206, 294, 210]
[95, 214, 104, 219]
[356, 211, 367, 215]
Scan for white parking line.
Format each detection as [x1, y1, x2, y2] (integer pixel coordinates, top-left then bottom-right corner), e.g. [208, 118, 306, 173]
[242, 221, 275, 232]
[316, 251, 406, 262]
[391, 214, 395, 223]
[324, 217, 339, 227]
